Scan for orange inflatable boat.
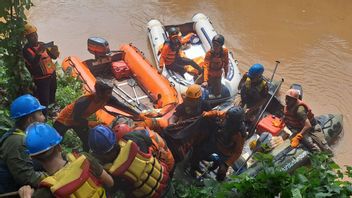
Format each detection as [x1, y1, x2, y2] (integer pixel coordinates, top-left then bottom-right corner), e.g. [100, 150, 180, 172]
[61, 37, 181, 131]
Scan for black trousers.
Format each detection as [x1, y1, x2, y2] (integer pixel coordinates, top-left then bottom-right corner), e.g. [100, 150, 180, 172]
[33, 72, 57, 109]
[53, 121, 90, 152]
[167, 56, 202, 75]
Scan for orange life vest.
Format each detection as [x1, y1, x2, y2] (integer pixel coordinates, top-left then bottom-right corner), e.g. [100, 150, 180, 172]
[24, 44, 56, 79]
[106, 140, 169, 198]
[204, 48, 229, 81]
[160, 42, 180, 66]
[39, 153, 106, 198]
[56, 94, 107, 126]
[284, 100, 315, 130]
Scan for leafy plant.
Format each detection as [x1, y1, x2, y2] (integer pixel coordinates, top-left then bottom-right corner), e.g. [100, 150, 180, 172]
[174, 152, 351, 198]
[172, 178, 219, 198]
[55, 65, 83, 108]
[0, 0, 33, 104]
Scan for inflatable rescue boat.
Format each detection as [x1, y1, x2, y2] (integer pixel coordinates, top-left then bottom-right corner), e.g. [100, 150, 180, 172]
[61, 37, 181, 129]
[238, 113, 343, 176]
[147, 13, 242, 104]
[233, 84, 344, 176]
[167, 84, 343, 179]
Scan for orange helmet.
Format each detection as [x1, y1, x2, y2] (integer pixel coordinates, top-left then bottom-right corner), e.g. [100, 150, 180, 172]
[185, 84, 202, 99]
[286, 89, 300, 99]
[24, 24, 37, 36]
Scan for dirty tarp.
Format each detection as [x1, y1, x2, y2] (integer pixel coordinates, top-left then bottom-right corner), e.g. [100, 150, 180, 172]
[162, 116, 216, 163]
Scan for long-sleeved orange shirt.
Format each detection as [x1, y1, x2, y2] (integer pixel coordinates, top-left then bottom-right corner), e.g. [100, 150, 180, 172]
[203, 109, 245, 166]
[203, 48, 229, 82]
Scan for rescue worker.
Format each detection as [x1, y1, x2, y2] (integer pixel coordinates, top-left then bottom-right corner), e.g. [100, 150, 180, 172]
[113, 124, 175, 172]
[24, 123, 114, 197]
[88, 125, 170, 197]
[22, 24, 60, 115]
[202, 34, 229, 97]
[0, 94, 46, 193]
[285, 89, 332, 153]
[53, 78, 138, 151]
[190, 106, 246, 181]
[159, 27, 202, 75]
[238, 64, 269, 121]
[169, 84, 211, 124]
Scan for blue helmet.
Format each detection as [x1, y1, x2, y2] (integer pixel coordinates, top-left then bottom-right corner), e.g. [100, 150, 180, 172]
[10, 94, 46, 119]
[248, 64, 264, 78]
[25, 123, 62, 156]
[89, 125, 116, 154]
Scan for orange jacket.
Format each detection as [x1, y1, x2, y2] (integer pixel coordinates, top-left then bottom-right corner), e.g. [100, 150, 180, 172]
[55, 94, 108, 126]
[217, 133, 245, 166]
[159, 33, 194, 68]
[203, 48, 229, 82]
[203, 109, 245, 166]
[202, 110, 226, 118]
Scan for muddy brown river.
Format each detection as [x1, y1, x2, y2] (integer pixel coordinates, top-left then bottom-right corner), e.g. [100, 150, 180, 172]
[29, 0, 352, 166]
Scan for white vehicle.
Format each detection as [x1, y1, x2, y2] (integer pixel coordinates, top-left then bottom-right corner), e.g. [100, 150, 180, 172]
[147, 13, 242, 104]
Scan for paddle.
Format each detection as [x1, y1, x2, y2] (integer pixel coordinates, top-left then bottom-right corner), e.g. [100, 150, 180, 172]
[0, 191, 18, 197]
[269, 61, 280, 84]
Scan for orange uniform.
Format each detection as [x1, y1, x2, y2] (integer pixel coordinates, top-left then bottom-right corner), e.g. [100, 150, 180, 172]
[159, 33, 194, 69]
[202, 109, 245, 166]
[55, 94, 107, 127]
[203, 48, 229, 82]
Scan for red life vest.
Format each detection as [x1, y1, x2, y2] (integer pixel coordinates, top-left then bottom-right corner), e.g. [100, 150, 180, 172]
[284, 100, 315, 130]
[24, 44, 56, 79]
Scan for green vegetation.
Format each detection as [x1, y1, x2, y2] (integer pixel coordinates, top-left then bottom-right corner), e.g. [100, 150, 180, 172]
[0, 1, 351, 197]
[0, 0, 33, 136]
[55, 66, 83, 109]
[0, 0, 33, 105]
[175, 153, 352, 198]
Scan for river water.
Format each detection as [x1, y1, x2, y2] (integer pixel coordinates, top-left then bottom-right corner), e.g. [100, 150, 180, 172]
[29, 0, 352, 166]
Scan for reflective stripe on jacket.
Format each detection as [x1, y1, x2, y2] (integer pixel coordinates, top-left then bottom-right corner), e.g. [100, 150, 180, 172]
[241, 77, 268, 107]
[24, 44, 56, 79]
[106, 140, 169, 198]
[39, 153, 106, 198]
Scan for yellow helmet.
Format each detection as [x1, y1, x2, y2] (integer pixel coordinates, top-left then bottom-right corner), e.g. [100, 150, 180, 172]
[24, 24, 37, 36]
[185, 84, 202, 99]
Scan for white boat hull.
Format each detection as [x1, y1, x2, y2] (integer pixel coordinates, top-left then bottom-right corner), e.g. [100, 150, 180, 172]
[147, 13, 242, 101]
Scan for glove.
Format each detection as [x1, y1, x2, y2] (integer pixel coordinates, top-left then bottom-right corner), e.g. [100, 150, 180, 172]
[290, 133, 303, 148]
[202, 111, 211, 117]
[249, 140, 257, 151]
